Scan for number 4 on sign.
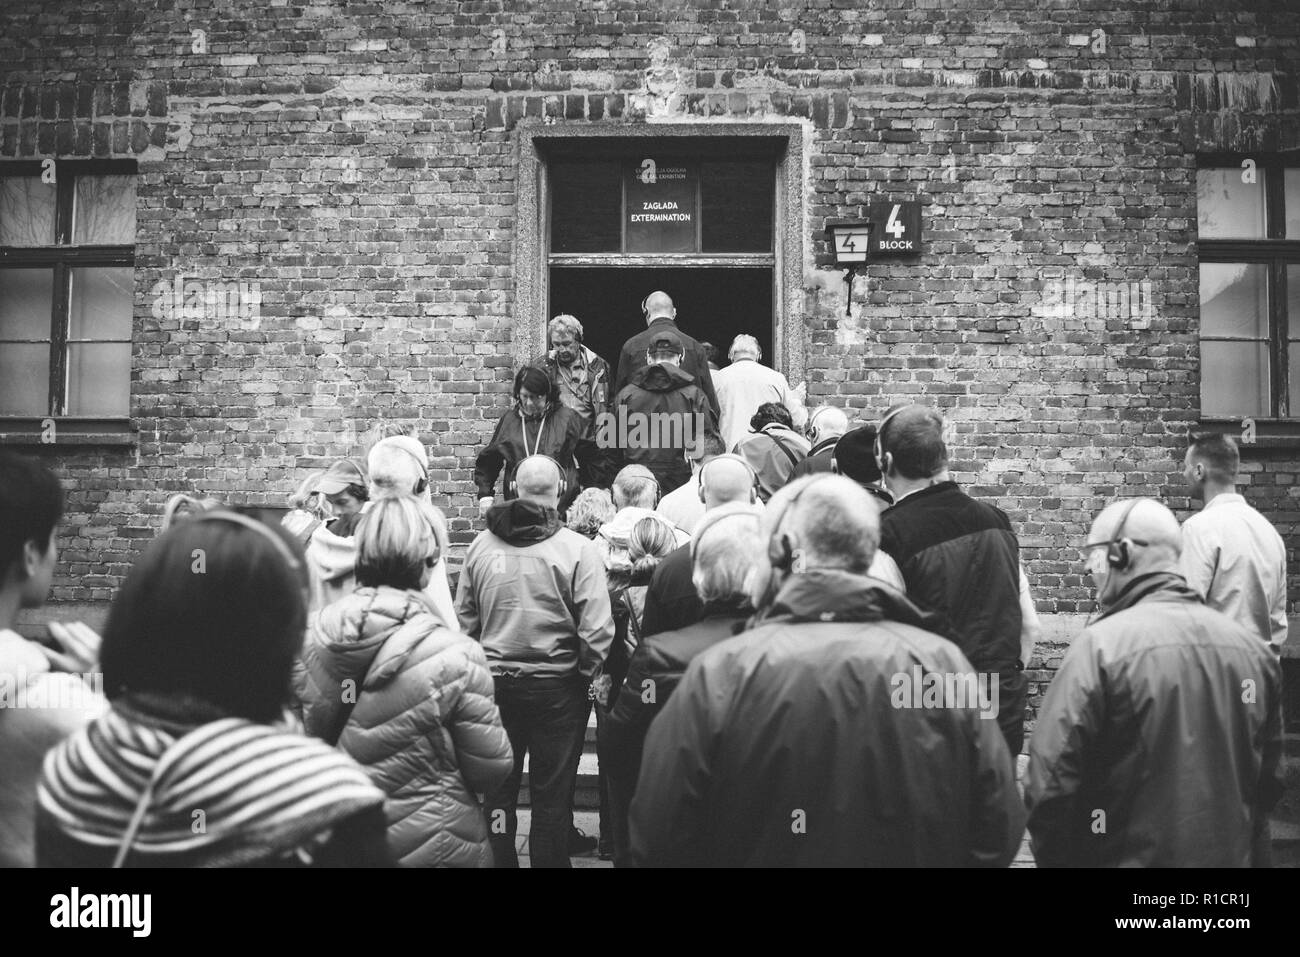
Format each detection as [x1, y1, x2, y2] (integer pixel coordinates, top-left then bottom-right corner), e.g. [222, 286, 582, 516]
[885, 205, 905, 238]
[834, 229, 869, 262]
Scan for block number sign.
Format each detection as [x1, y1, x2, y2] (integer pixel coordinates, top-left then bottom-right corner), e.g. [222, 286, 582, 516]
[867, 202, 921, 256]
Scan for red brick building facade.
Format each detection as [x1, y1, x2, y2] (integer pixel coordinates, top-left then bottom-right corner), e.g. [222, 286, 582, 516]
[2, 1, 1299, 731]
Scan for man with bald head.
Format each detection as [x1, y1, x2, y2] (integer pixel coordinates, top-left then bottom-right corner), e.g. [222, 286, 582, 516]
[641, 453, 765, 638]
[630, 475, 1025, 867]
[612, 290, 719, 418]
[1025, 498, 1284, 867]
[456, 454, 614, 868]
[791, 405, 849, 477]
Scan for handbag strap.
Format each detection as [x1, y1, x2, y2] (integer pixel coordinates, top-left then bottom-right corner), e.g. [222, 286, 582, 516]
[765, 428, 802, 470]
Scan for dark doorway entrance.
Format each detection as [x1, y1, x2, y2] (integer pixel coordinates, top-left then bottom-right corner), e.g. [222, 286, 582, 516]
[548, 267, 773, 376]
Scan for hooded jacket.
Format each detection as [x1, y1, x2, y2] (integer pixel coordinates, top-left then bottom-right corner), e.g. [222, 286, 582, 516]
[304, 508, 459, 627]
[474, 403, 582, 512]
[1025, 572, 1285, 868]
[455, 499, 614, 681]
[298, 586, 513, 868]
[629, 569, 1025, 868]
[0, 629, 106, 868]
[614, 316, 720, 419]
[613, 363, 717, 495]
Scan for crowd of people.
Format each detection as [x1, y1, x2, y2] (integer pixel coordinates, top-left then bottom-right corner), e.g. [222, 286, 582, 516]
[0, 291, 1290, 868]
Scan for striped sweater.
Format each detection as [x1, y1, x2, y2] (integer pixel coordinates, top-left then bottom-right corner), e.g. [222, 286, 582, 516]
[37, 701, 386, 867]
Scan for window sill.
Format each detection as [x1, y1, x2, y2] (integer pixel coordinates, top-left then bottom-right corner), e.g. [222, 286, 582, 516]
[0, 418, 138, 447]
[1197, 419, 1300, 450]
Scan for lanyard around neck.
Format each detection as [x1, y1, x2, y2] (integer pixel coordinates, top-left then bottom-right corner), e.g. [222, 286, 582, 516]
[522, 412, 548, 457]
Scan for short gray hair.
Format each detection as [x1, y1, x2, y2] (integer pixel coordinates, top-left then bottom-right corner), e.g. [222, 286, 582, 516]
[548, 314, 583, 342]
[764, 475, 880, 574]
[728, 334, 761, 361]
[693, 513, 764, 605]
[612, 465, 659, 509]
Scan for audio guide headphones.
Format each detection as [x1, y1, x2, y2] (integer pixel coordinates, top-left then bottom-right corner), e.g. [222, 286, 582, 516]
[383, 442, 429, 496]
[873, 405, 906, 474]
[506, 454, 568, 500]
[1102, 497, 1152, 572]
[698, 453, 759, 506]
[192, 510, 304, 575]
[765, 474, 835, 573]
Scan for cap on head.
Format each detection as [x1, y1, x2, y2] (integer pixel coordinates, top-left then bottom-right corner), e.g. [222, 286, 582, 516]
[316, 457, 369, 496]
[647, 329, 684, 357]
[832, 427, 881, 486]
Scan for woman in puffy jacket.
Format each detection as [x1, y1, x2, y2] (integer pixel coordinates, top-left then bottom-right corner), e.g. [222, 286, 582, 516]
[297, 494, 514, 867]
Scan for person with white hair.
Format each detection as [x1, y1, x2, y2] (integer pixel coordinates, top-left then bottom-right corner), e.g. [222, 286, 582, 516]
[712, 333, 806, 453]
[1026, 498, 1284, 867]
[600, 502, 764, 867]
[303, 433, 457, 628]
[629, 475, 1025, 867]
[533, 314, 617, 489]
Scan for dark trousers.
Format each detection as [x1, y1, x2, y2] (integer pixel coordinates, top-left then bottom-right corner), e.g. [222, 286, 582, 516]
[485, 674, 589, 868]
[996, 669, 1028, 759]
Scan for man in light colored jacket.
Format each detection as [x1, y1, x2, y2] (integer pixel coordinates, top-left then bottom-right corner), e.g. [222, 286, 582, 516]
[714, 334, 806, 452]
[1180, 433, 1288, 653]
[456, 455, 614, 867]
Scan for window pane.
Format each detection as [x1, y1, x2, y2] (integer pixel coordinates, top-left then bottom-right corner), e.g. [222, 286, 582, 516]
[1289, 264, 1300, 340]
[1197, 168, 1266, 239]
[550, 161, 622, 253]
[69, 267, 133, 340]
[0, 177, 56, 246]
[66, 342, 130, 415]
[1199, 262, 1268, 338]
[0, 268, 54, 340]
[1287, 169, 1300, 239]
[73, 175, 136, 245]
[0, 343, 50, 415]
[701, 161, 774, 253]
[1291, 345, 1300, 417]
[1201, 340, 1270, 418]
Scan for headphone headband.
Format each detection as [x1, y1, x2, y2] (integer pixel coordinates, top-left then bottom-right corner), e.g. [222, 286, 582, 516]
[874, 405, 907, 469]
[191, 511, 303, 574]
[766, 474, 837, 573]
[698, 454, 759, 506]
[508, 454, 569, 500]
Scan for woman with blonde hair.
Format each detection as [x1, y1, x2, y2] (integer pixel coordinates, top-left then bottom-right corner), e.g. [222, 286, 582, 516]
[565, 487, 616, 540]
[296, 494, 513, 867]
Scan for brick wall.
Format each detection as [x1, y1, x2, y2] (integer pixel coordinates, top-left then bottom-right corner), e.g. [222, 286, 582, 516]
[2, 1, 1299, 702]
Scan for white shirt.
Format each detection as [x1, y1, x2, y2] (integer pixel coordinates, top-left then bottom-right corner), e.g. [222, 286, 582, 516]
[714, 358, 806, 453]
[1180, 493, 1288, 652]
[656, 472, 706, 536]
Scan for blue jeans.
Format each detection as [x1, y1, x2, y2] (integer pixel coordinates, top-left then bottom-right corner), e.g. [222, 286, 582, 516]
[485, 674, 589, 868]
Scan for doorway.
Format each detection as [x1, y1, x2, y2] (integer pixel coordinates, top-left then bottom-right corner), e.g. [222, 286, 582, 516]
[548, 266, 773, 376]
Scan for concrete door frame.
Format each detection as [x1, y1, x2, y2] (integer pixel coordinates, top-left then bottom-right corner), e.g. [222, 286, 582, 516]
[512, 122, 807, 388]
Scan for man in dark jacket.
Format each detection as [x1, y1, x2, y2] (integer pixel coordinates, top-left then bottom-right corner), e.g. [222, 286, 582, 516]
[641, 453, 760, 639]
[610, 329, 716, 496]
[613, 291, 719, 418]
[1025, 498, 1284, 868]
[600, 502, 763, 867]
[790, 405, 848, 477]
[630, 475, 1025, 867]
[875, 404, 1030, 756]
[532, 314, 617, 489]
[456, 455, 614, 868]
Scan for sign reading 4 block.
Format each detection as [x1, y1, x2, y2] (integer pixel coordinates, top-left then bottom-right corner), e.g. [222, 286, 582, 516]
[867, 202, 922, 256]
